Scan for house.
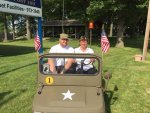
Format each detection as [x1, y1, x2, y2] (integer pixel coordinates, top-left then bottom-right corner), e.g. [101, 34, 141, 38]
[42, 19, 86, 38]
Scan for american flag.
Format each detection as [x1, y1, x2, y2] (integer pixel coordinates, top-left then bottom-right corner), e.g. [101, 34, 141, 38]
[101, 30, 110, 53]
[34, 33, 41, 51]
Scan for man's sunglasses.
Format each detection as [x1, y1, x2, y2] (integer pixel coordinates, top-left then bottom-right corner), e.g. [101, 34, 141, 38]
[61, 38, 69, 41]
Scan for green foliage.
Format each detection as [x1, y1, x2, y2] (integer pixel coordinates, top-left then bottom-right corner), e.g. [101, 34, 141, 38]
[15, 16, 26, 36]
[42, 0, 63, 20]
[65, 0, 89, 20]
[0, 23, 3, 32]
[0, 37, 150, 113]
[42, 0, 90, 21]
[0, 13, 4, 22]
[87, 1, 104, 19]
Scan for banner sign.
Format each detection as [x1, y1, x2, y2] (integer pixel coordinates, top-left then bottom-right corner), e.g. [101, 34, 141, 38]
[0, 0, 42, 17]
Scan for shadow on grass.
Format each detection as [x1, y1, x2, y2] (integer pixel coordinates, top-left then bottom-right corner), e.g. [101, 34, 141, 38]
[44, 37, 59, 42]
[0, 62, 37, 76]
[0, 45, 35, 57]
[8, 37, 28, 42]
[104, 85, 118, 113]
[92, 36, 147, 49]
[0, 89, 27, 107]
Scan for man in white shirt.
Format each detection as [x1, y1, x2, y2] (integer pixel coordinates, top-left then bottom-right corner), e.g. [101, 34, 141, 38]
[48, 33, 74, 74]
[74, 36, 96, 74]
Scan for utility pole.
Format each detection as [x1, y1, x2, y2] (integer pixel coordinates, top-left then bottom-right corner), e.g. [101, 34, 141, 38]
[62, 0, 64, 33]
[142, 0, 150, 61]
[89, 29, 92, 47]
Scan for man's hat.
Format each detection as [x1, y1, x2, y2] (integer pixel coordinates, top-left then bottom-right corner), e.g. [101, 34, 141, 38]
[79, 36, 88, 41]
[60, 33, 69, 39]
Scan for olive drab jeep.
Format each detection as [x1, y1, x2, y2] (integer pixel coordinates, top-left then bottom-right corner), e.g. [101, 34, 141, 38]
[32, 53, 106, 113]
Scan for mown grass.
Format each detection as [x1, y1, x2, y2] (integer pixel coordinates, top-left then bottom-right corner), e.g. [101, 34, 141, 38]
[0, 37, 150, 113]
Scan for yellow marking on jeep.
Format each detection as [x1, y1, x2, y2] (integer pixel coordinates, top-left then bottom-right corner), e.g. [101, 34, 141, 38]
[45, 76, 54, 85]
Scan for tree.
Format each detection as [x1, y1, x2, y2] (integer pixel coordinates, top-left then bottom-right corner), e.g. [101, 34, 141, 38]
[114, 0, 148, 47]
[86, 0, 148, 47]
[11, 14, 16, 40]
[26, 16, 32, 40]
[3, 13, 8, 42]
[7, 14, 17, 40]
[0, 0, 148, 43]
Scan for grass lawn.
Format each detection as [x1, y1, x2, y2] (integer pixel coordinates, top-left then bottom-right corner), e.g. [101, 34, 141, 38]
[0, 37, 150, 113]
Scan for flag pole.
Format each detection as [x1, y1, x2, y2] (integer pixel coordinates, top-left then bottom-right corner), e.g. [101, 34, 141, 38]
[101, 51, 104, 61]
[101, 24, 104, 61]
[36, 51, 39, 81]
[38, 17, 43, 54]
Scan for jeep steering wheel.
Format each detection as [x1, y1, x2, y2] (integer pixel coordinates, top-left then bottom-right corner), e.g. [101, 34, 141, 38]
[81, 59, 93, 65]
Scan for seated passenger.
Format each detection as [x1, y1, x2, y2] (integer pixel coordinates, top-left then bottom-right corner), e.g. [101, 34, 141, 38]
[48, 33, 75, 74]
[74, 36, 96, 74]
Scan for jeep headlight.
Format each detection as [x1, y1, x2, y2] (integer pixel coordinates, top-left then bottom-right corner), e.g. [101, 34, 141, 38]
[34, 112, 41, 113]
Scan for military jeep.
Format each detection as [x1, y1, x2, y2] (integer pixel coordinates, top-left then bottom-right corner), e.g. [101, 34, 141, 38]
[32, 53, 106, 113]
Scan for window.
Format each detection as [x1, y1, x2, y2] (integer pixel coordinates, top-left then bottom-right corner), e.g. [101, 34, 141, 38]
[39, 55, 100, 76]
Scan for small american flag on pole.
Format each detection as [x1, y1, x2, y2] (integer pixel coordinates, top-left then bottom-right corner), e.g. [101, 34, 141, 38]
[101, 30, 110, 53]
[34, 32, 41, 51]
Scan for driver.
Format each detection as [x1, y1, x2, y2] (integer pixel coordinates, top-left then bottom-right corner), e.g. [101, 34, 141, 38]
[48, 33, 74, 74]
[74, 36, 96, 74]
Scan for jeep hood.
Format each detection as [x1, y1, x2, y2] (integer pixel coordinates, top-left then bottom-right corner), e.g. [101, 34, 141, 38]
[33, 86, 85, 107]
[33, 86, 105, 113]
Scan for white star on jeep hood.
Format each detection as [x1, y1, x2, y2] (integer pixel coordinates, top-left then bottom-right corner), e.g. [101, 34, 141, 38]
[62, 90, 75, 100]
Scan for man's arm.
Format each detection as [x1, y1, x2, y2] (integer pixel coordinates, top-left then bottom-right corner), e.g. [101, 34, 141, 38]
[48, 58, 57, 74]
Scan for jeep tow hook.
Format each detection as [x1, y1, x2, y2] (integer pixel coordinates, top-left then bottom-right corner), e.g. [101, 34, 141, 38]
[38, 85, 44, 95]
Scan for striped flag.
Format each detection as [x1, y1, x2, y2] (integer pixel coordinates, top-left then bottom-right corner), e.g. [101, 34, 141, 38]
[101, 30, 110, 53]
[34, 32, 41, 51]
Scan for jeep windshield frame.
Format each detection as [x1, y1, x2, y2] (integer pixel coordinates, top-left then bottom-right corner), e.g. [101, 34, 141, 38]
[39, 53, 101, 76]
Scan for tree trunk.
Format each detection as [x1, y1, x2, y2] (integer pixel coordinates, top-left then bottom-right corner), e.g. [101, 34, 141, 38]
[102, 23, 104, 29]
[26, 16, 31, 40]
[109, 21, 113, 37]
[12, 15, 15, 40]
[115, 20, 124, 48]
[3, 14, 8, 42]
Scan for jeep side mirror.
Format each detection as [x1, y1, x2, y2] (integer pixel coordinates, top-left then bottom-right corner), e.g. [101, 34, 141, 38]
[104, 71, 112, 80]
[103, 71, 112, 90]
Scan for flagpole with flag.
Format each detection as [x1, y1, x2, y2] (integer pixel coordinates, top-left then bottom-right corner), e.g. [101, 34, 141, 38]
[34, 18, 43, 53]
[34, 17, 43, 63]
[33, 17, 43, 82]
[100, 29, 110, 60]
